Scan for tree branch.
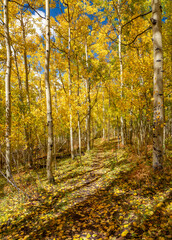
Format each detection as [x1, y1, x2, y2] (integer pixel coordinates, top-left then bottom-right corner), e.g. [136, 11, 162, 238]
[9, 0, 46, 19]
[122, 26, 152, 46]
[121, 10, 152, 32]
[105, 32, 118, 43]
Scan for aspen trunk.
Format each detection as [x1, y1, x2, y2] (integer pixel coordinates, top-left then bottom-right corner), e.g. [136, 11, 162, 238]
[107, 88, 111, 141]
[68, 11, 74, 160]
[83, 0, 91, 150]
[13, 47, 23, 95]
[117, 116, 120, 149]
[152, 0, 164, 169]
[13, 46, 28, 163]
[45, 0, 54, 183]
[54, 136, 57, 170]
[20, 10, 33, 167]
[4, 0, 12, 179]
[103, 90, 105, 139]
[129, 117, 133, 144]
[85, 39, 91, 151]
[118, 0, 124, 146]
[76, 56, 82, 158]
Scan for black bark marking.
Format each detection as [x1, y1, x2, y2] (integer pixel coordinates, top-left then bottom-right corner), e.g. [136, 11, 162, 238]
[151, 18, 157, 25]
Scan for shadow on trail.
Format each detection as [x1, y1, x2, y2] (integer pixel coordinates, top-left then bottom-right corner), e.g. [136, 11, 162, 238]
[0, 161, 135, 239]
[0, 140, 171, 240]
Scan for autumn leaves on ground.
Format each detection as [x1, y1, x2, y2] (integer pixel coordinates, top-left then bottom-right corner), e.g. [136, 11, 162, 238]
[0, 139, 171, 240]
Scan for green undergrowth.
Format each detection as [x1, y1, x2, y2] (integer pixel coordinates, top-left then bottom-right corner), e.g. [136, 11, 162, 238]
[0, 138, 171, 240]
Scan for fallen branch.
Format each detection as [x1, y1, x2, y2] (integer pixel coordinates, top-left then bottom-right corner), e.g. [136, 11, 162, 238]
[0, 170, 31, 199]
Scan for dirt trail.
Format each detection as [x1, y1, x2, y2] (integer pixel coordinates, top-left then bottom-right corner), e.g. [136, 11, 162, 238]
[1, 140, 171, 240]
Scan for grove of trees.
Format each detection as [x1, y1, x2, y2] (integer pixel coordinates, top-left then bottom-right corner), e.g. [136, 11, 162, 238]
[0, 0, 171, 183]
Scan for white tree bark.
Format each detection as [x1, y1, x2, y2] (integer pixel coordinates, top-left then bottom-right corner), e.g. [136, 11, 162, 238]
[103, 90, 105, 139]
[107, 88, 111, 141]
[4, 0, 12, 178]
[20, 10, 33, 167]
[85, 39, 91, 151]
[152, 0, 164, 169]
[67, 3, 74, 160]
[77, 56, 82, 158]
[117, 0, 124, 146]
[45, 0, 54, 182]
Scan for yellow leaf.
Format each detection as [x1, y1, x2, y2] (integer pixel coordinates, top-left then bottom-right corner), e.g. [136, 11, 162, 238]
[133, 222, 137, 227]
[86, 233, 91, 238]
[121, 230, 128, 237]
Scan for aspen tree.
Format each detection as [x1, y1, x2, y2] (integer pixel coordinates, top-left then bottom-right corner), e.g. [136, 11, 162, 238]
[84, 0, 91, 151]
[151, 0, 164, 169]
[45, 0, 55, 182]
[107, 87, 111, 141]
[76, 54, 82, 158]
[103, 89, 105, 139]
[4, 0, 12, 178]
[67, 1, 74, 159]
[20, 8, 33, 167]
[117, 0, 124, 146]
[85, 38, 91, 151]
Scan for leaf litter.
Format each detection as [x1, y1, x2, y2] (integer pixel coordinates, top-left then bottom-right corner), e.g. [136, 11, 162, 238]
[0, 139, 171, 239]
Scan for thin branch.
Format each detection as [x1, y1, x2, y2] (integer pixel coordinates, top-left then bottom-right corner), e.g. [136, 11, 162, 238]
[53, 28, 68, 42]
[26, 3, 46, 19]
[121, 10, 152, 32]
[0, 32, 5, 38]
[121, 0, 128, 7]
[59, 0, 69, 23]
[9, 0, 46, 19]
[59, 71, 67, 94]
[106, 32, 118, 42]
[51, 41, 67, 54]
[122, 26, 152, 46]
[0, 20, 5, 26]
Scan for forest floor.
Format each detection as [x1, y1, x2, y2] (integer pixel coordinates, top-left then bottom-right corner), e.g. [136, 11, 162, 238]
[0, 138, 172, 240]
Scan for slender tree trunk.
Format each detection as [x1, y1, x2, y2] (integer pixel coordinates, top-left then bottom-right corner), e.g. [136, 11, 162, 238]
[20, 11, 30, 106]
[117, 116, 120, 149]
[13, 46, 28, 163]
[4, 0, 12, 179]
[107, 88, 111, 141]
[91, 118, 94, 148]
[20, 10, 33, 167]
[85, 39, 91, 151]
[117, 0, 124, 146]
[103, 90, 105, 139]
[129, 84, 133, 144]
[129, 115, 133, 144]
[76, 55, 82, 158]
[67, 6, 74, 160]
[45, 0, 54, 183]
[13, 47, 23, 95]
[152, 0, 164, 169]
[54, 136, 57, 170]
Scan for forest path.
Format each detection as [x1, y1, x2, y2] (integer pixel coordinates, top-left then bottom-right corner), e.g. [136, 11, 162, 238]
[0, 139, 171, 240]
